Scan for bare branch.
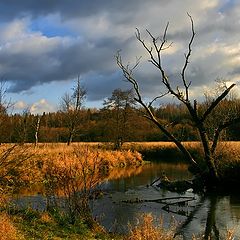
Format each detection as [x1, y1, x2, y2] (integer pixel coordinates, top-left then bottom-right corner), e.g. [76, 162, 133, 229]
[201, 83, 236, 122]
[116, 52, 142, 102]
[211, 116, 240, 154]
[116, 51, 198, 167]
[181, 13, 195, 101]
[148, 91, 169, 108]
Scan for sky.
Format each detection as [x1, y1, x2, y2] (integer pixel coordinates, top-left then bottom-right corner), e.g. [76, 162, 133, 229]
[0, 0, 240, 114]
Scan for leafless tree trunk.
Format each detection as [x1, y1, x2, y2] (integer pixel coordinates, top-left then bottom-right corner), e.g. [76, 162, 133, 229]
[34, 115, 41, 146]
[61, 75, 86, 145]
[116, 15, 240, 186]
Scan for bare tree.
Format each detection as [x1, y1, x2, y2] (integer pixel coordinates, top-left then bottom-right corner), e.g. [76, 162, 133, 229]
[0, 80, 14, 144]
[116, 15, 240, 187]
[0, 80, 12, 114]
[61, 76, 86, 145]
[34, 115, 41, 146]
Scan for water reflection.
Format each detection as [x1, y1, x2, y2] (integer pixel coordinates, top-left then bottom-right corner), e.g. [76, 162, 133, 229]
[93, 162, 240, 239]
[14, 161, 240, 238]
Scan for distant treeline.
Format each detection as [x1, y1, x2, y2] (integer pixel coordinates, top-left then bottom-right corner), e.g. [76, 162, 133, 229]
[0, 101, 239, 144]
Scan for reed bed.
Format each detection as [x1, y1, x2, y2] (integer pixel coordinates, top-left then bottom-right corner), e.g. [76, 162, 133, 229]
[0, 143, 143, 186]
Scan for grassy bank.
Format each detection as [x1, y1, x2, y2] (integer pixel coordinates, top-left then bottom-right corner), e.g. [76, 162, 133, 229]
[0, 143, 143, 239]
[0, 142, 239, 239]
[0, 210, 235, 240]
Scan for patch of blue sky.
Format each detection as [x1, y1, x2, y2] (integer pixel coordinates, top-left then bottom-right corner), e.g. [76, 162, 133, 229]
[219, 0, 236, 13]
[8, 80, 72, 111]
[30, 15, 76, 38]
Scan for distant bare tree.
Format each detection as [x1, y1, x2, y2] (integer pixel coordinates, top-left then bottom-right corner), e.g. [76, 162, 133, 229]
[116, 15, 240, 188]
[0, 80, 12, 114]
[0, 80, 13, 144]
[61, 76, 86, 145]
[34, 115, 41, 146]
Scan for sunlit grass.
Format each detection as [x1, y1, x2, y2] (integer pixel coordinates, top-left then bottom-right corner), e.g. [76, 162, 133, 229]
[126, 213, 235, 240]
[0, 212, 22, 240]
[0, 142, 239, 239]
[127, 213, 177, 240]
[0, 143, 143, 187]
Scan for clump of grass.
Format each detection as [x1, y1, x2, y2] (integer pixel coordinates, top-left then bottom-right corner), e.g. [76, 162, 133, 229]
[127, 213, 177, 240]
[192, 228, 235, 240]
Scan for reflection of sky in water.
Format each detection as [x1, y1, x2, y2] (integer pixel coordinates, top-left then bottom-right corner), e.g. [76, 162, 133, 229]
[14, 162, 240, 239]
[93, 163, 240, 239]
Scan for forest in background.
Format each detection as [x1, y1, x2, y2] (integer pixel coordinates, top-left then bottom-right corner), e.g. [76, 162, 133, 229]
[0, 88, 239, 144]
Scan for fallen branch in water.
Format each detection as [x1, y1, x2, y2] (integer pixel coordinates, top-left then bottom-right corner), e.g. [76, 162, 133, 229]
[150, 176, 161, 186]
[122, 196, 195, 204]
[162, 197, 195, 209]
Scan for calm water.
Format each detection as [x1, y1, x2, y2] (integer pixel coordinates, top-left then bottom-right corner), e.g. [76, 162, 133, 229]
[92, 162, 240, 239]
[15, 161, 240, 239]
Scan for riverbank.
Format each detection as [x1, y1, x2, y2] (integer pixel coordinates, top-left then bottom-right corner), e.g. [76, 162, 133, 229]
[0, 142, 239, 239]
[0, 143, 143, 239]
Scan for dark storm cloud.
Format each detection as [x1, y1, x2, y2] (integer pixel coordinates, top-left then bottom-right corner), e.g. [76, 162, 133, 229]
[2, 36, 122, 93]
[0, 0, 151, 21]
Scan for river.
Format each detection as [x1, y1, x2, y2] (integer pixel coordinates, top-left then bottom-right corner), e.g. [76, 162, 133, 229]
[92, 161, 240, 239]
[15, 161, 240, 239]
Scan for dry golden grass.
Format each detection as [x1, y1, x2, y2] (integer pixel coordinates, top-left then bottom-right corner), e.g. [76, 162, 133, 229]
[124, 141, 240, 150]
[0, 143, 143, 186]
[127, 213, 236, 240]
[127, 213, 177, 240]
[0, 213, 22, 240]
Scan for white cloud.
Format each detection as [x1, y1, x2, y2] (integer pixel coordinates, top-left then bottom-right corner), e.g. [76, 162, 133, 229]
[30, 99, 55, 114]
[0, 0, 240, 105]
[14, 100, 27, 110]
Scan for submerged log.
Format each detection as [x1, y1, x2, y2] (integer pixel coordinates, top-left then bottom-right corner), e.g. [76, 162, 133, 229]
[157, 179, 193, 193]
[122, 196, 195, 204]
[151, 171, 196, 193]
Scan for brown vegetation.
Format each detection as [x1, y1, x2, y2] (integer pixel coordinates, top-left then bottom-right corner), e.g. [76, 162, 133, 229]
[126, 213, 235, 240]
[0, 213, 22, 240]
[127, 213, 177, 240]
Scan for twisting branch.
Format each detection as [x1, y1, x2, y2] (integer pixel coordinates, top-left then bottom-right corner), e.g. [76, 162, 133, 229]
[116, 52, 142, 102]
[135, 18, 195, 104]
[116, 52, 198, 167]
[201, 83, 235, 122]
[135, 25, 171, 88]
[181, 13, 195, 101]
[148, 91, 169, 108]
[211, 116, 240, 154]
